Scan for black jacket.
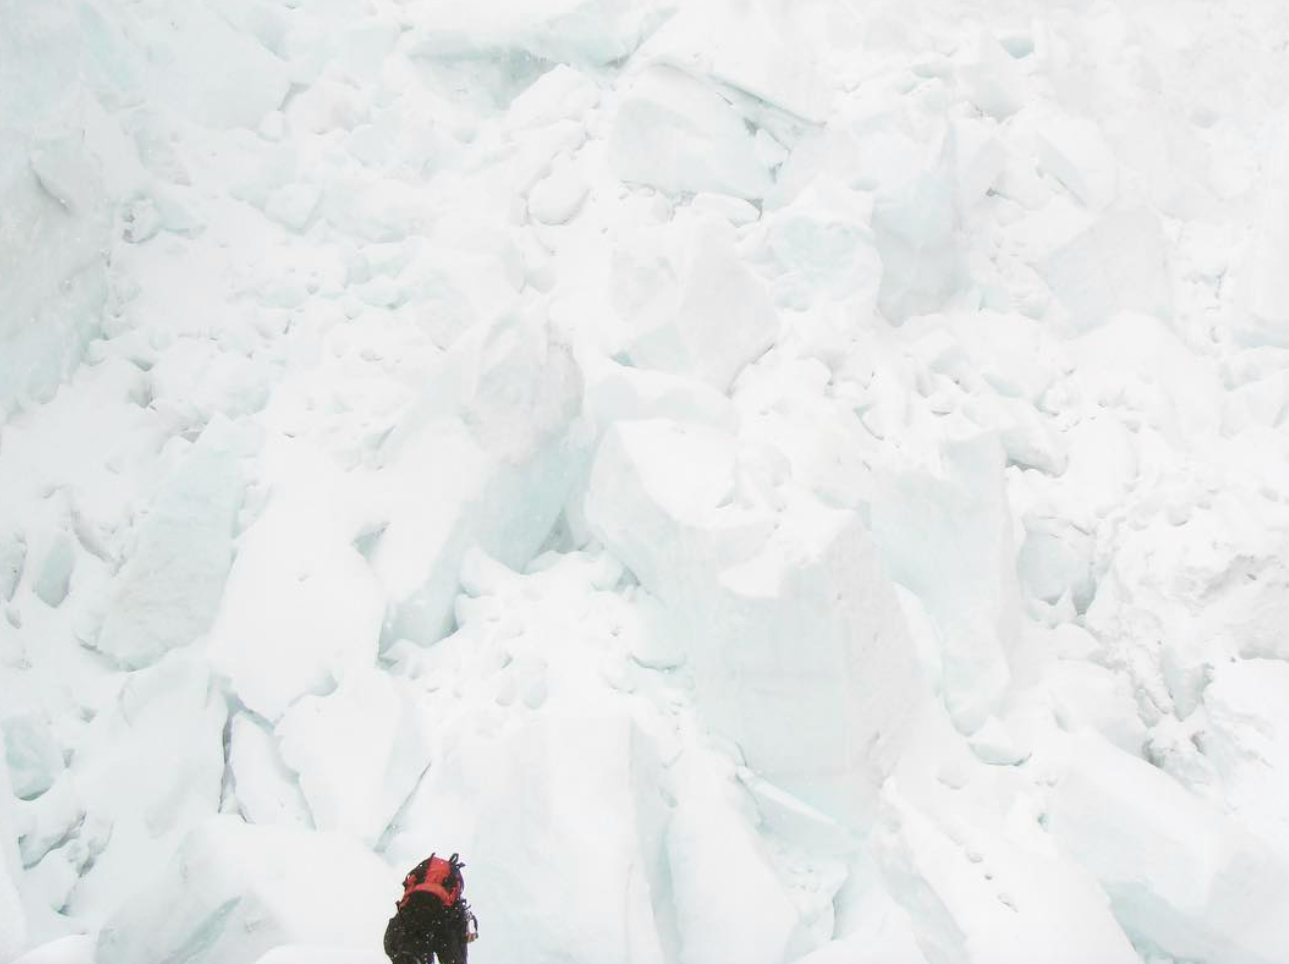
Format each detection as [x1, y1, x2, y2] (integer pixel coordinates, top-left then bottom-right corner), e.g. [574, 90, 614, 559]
[385, 892, 476, 964]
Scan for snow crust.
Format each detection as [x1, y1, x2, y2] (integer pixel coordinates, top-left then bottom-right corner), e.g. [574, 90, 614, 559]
[4, 1, 1289, 963]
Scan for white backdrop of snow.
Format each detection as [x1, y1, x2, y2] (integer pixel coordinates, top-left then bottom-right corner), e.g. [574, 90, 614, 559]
[2, 1, 1289, 964]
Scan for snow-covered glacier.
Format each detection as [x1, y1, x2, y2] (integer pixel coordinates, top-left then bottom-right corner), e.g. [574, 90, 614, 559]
[3, 1, 1289, 963]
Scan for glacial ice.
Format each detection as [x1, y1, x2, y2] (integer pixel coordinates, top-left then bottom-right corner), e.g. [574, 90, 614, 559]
[96, 818, 394, 964]
[207, 442, 385, 720]
[5, 1, 1289, 963]
[93, 431, 243, 669]
[610, 66, 774, 200]
[613, 219, 780, 391]
[585, 419, 925, 822]
[1049, 733, 1289, 964]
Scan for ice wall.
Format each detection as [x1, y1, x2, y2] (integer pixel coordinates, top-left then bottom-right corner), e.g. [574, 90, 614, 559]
[3, 1, 1289, 963]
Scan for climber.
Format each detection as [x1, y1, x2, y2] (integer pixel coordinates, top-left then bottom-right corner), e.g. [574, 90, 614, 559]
[384, 853, 479, 964]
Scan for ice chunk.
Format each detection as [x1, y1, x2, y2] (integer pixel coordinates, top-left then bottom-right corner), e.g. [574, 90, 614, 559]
[227, 715, 313, 830]
[65, 653, 227, 918]
[959, 33, 1026, 119]
[870, 435, 1018, 734]
[874, 784, 1139, 964]
[94, 432, 243, 669]
[1036, 117, 1117, 210]
[668, 789, 800, 964]
[1048, 732, 1289, 964]
[265, 184, 322, 232]
[147, 339, 273, 423]
[0, 17, 111, 418]
[760, 177, 883, 308]
[638, 0, 832, 122]
[950, 120, 1005, 209]
[144, 3, 289, 129]
[208, 442, 384, 720]
[584, 359, 738, 434]
[3, 712, 64, 800]
[1052, 415, 1137, 520]
[873, 167, 964, 323]
[1204, 659, 1289, 849]
[276, 668, 429, 845]
[961, 393, 1068, 476]
[1069, 312, 1221, 441]
[527, 155, 589, 225]
[1046, 662, 1146, 754]
[1, 758, 27, 961]
[96, 817, 396, 964]
[17, 774, 85, 870]
[613, 220, 779, 391]
[284, 80, 367, 135]
[0, 532, 25, 601]
[408, 0, 671, 67]
[1239, 125, 1289, 347]
[388, 710, 671, 964]
[1017, 517, 1094, 611]
[611, 66, 773, 200]
[31, 533, 74, 609]
[1039, 209, 1171, 330]
[370, 313, 585, 645]
[10, 935, 95, 964]
[585, 420, 924, 822]
[906, 310, 1061, 404]
[507, 65, 600, 129]
[321, 178, 434, 243]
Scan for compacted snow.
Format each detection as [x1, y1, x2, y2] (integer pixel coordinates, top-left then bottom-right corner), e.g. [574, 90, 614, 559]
[3, 1, 1289, 963]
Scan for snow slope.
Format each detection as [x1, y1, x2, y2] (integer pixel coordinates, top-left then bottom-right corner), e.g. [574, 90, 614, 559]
[3, 1, 1289, 963]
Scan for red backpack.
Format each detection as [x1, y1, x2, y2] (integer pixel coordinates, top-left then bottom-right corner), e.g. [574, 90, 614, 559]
[397, 853, 464, 910]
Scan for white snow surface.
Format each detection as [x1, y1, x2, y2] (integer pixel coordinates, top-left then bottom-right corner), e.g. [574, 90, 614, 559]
[3, 1, 1289, 963]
